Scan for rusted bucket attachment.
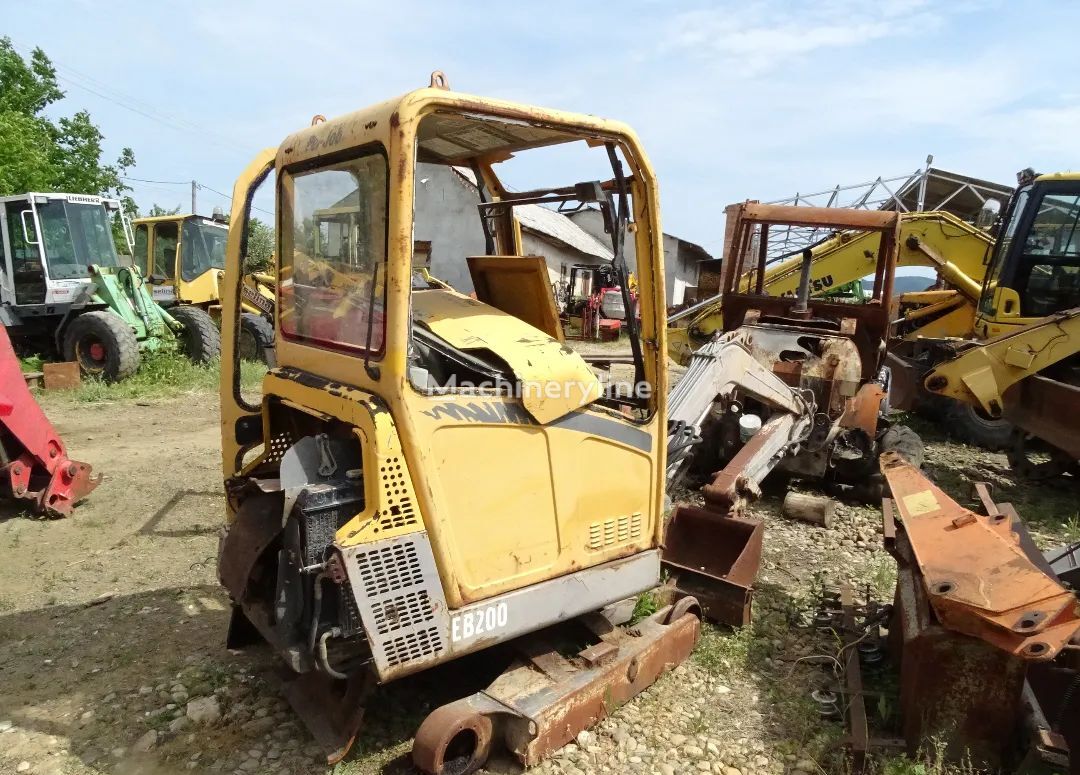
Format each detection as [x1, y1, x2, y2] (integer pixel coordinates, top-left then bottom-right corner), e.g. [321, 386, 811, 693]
[661, 505, 764, 627]
[412, 600, 701, 775]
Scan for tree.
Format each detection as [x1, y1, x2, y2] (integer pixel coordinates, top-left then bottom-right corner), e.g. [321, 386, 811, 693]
[148, 203, 182, 217]
[0, 38, 135, 201]
[246, 218, 274, 273]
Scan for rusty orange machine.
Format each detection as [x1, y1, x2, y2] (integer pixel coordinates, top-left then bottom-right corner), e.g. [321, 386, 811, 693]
[214, 74, 709, 773]
[880, 453, 1080, 771]
[662, 204, 923, 624]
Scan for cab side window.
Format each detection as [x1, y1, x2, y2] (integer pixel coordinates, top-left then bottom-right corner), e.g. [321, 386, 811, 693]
[133, 224, 149, 274]
[152, 221, 178, 280]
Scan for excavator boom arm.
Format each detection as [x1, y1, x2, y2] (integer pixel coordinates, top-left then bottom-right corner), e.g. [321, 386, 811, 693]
[923, 306, 1080, 416]
[674, 210, 992, 358]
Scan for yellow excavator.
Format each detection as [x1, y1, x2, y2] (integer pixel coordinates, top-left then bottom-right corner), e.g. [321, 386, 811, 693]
[920, 171, 1080, 476]
[215, 74, 709, 773]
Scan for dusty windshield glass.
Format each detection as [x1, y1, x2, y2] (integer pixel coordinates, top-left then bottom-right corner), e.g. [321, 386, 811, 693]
[1018, 190, 1080, 317]
[38, 200, 120, 279]
[280, 151, 388, 352]
[181, 218, 228, 281]
[980, 188, 1028, 314]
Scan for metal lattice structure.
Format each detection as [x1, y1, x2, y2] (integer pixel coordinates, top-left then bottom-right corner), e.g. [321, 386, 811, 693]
[756, 155, 1013, 262]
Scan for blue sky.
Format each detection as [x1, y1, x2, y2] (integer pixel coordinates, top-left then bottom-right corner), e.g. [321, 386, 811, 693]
[5, 0, 1078, 255]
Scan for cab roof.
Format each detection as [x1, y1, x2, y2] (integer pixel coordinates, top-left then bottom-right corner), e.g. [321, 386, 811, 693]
[132, 214, 226, 227]
[1035, 171, 1080, 183]
[277, 84, 639, 170]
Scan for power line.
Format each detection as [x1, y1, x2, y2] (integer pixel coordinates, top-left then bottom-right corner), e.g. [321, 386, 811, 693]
[121, 176, 189, 186]
[6, 37, 249, 154]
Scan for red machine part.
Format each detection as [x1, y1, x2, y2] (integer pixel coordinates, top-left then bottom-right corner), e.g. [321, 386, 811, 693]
[0, 327, 100, 517]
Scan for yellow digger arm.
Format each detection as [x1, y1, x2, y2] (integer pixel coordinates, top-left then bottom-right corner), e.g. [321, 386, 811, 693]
[673, 210, 992, 361]
[923, 307, 1080, 417]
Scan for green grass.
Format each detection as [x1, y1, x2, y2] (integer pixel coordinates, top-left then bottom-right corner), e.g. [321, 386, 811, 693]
[33, 353, 266, 404]
[18, 353, 46, 372]
[630, 590, 659, 624]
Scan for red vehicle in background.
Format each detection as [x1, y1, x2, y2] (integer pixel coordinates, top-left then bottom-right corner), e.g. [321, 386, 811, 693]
[560, 263, 636, 340]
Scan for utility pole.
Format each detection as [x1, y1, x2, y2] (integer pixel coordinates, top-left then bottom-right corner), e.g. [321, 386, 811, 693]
[191, 180, 197, 215]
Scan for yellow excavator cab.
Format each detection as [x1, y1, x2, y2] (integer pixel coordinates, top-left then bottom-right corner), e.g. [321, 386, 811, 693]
[131, 213, 229, 307]
[132, 212, 277, 361]
[974, 171, 1080, 337]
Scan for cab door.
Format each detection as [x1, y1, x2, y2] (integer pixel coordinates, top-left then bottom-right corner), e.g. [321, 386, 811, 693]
[2, 202, 47, 305]
[147, 221, 179, 303]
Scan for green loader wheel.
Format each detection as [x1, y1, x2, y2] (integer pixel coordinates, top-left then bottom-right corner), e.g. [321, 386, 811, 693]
[171, 305, 221, 364]
[239, 312, 275, 364]
[62, 310, 141, 382]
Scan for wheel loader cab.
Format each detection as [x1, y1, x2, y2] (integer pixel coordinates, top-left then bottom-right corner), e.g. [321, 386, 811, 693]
[218, 85, 669, 720]
[132, 214, 229, 306]
[0, 193, 125, 308]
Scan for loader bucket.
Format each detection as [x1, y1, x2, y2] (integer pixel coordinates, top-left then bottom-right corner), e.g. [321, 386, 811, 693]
[661, 505, 764, 626]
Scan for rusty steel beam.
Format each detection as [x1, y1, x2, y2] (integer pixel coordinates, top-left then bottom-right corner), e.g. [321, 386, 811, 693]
[737, 202, 900, 232]
[841, 585, 869, 772]
[412, 603, 700, 774]
[881, 452, 1080, 660]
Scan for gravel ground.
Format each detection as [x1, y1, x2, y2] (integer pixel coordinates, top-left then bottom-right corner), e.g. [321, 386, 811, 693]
[0, 387, 1076, 775]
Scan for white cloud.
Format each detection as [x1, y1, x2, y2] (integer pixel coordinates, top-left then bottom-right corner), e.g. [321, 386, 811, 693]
[655, 0, 950, 77]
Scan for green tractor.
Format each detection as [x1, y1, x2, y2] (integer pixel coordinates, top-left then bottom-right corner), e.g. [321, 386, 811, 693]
[0, 192, 220, 381]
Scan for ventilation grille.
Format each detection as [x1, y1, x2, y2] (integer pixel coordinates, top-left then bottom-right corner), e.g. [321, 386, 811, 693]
[371, 589, 434, 635]
[355, 542, 423, 597]
[382, 626, 443, 667]
[344, 533, 448, 675]
[375, 456, 419, 532]
[587, 513, 643, 550]
[264, 431, 294, 463]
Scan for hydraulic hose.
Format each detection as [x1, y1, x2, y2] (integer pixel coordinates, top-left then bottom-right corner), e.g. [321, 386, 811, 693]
[317, 628, 348, 680]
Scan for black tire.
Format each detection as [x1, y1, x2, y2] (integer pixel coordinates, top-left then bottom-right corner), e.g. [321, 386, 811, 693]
[879, 424, 925, 469]
[238, 312, 274, 364]
[942, 399, 1013, 451]
[170, 305, 220, 364]
[62, 310, 140, 382]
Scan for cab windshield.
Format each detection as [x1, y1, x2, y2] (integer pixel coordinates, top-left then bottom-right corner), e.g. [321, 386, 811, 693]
[1016, 189, 1080, 317]
[180, 218, 228, 281]
[37, 200, 120, 279]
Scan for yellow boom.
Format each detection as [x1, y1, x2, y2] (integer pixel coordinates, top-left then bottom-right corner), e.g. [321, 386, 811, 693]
[670, 210, 992, 362]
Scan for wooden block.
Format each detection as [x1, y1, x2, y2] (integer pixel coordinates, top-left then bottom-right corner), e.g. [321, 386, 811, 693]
[43, 362, 81, 390]
[782, 491, 836, 527]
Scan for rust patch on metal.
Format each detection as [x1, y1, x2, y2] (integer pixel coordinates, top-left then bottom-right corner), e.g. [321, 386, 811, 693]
[838, 382, 885, 436]
[661, 505, 763, 626]
[882, 451, 1080, 660]
[412, 606, 700, 774]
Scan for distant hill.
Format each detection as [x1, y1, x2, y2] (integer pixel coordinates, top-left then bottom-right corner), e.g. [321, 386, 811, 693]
[863, 273, 937, 296]
[892, 275, 937, 294]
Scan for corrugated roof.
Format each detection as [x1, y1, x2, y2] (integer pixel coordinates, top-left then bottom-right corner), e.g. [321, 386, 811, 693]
[516, 204, 614, 260]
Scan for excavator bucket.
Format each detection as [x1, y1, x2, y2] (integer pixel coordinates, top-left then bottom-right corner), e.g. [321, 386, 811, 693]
[661, 505, 764, 627]
[0, 328, 100, 517]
